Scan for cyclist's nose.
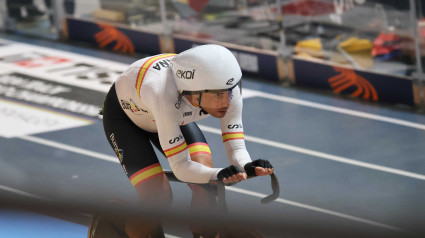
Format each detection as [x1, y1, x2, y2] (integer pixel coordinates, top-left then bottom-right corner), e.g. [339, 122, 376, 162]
[220, 94, 231, 108]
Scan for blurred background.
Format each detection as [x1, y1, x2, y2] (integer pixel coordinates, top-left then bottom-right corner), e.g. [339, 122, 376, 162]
[0, 0, 425, 237]
[1, 0, 425, 106]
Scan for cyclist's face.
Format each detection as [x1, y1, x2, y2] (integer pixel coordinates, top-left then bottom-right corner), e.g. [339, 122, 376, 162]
[200, 90, 232, 118]
[186, 90, 232, 118]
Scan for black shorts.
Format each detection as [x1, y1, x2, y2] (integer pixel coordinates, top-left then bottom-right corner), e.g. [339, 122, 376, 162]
[102, 84, 211, 187]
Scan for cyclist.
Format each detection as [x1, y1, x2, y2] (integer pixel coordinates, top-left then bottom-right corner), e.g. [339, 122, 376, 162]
[101, 44, 274, 237]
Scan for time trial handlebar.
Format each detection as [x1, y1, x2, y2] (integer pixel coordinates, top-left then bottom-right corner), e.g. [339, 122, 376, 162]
[163, 170, 280, 206]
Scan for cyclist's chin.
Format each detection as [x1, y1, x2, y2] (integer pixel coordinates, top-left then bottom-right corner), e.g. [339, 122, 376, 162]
[210, 109, 227, 118]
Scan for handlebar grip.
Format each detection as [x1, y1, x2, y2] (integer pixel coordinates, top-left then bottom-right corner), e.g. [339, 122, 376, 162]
[260, 173, 280, 204]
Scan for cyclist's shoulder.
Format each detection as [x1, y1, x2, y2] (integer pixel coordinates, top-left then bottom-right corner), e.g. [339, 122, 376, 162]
[122, 54, 174, 84]
[128, 53, 175, 71]
[134, 73, 179, 112]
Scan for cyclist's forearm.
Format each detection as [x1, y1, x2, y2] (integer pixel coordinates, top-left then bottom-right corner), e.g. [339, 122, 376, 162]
[168, 157, 221, 183]
[223, 140, 252, 171]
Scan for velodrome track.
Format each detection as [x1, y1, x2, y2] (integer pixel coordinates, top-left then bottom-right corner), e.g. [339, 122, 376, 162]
[1, 33, 425, 237]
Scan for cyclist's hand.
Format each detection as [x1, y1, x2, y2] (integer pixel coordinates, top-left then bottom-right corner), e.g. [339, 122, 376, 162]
[244, 159, 274, 177]
[217, 165, 247, 184]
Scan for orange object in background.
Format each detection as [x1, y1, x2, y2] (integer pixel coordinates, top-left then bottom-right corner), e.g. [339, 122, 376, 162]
[94, 23, 135, 54]
[372, 32, 401, 57]
[328, 66, 378, 101]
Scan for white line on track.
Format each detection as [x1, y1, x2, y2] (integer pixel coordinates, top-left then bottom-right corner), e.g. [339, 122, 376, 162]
[19, 135, 118, 163]
[226, 187, 404, 232]
[16, 135, 406, 231]
[198, 125, 425, 181]
[0, 185, 47, 200]
[244, 89, 425, 131]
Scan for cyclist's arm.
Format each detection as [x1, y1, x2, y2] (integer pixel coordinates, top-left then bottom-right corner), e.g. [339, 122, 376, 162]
[158, 119, 221, 183]
[220, 86, 252, 171]
[147, 85, 221, 184]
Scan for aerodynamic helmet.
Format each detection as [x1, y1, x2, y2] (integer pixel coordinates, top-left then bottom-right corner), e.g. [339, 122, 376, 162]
[171, 44, 242, 95]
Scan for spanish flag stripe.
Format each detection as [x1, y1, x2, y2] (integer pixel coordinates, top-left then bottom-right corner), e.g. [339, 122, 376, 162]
[188, 144, 211, 155]
[129, 163, 161, 180]
[188, 142, 209, 148]
[188, 145, 211, 154]
[190, 151, 212, 156]
[164, 141, 187, 158]
[135, 54, 176, 97]
[163, 141, 186, 153]
[165, 147, 187, 158]
[222, 132, 244, 142]
[223, 137, 244, 142]
[130, 164, 164, 186]
[132, 172, 164, 187]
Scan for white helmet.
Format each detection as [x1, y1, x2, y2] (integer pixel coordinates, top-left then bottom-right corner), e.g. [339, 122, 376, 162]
[171, 44, 242, 93]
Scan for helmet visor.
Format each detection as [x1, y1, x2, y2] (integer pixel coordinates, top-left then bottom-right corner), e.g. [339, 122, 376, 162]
[181, 79, 242, 96]
[181, 80, 241, 117]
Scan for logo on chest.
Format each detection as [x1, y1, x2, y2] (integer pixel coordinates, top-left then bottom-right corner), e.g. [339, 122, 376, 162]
[121, 99, 147, 113]
[183, 111, 192, 117]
